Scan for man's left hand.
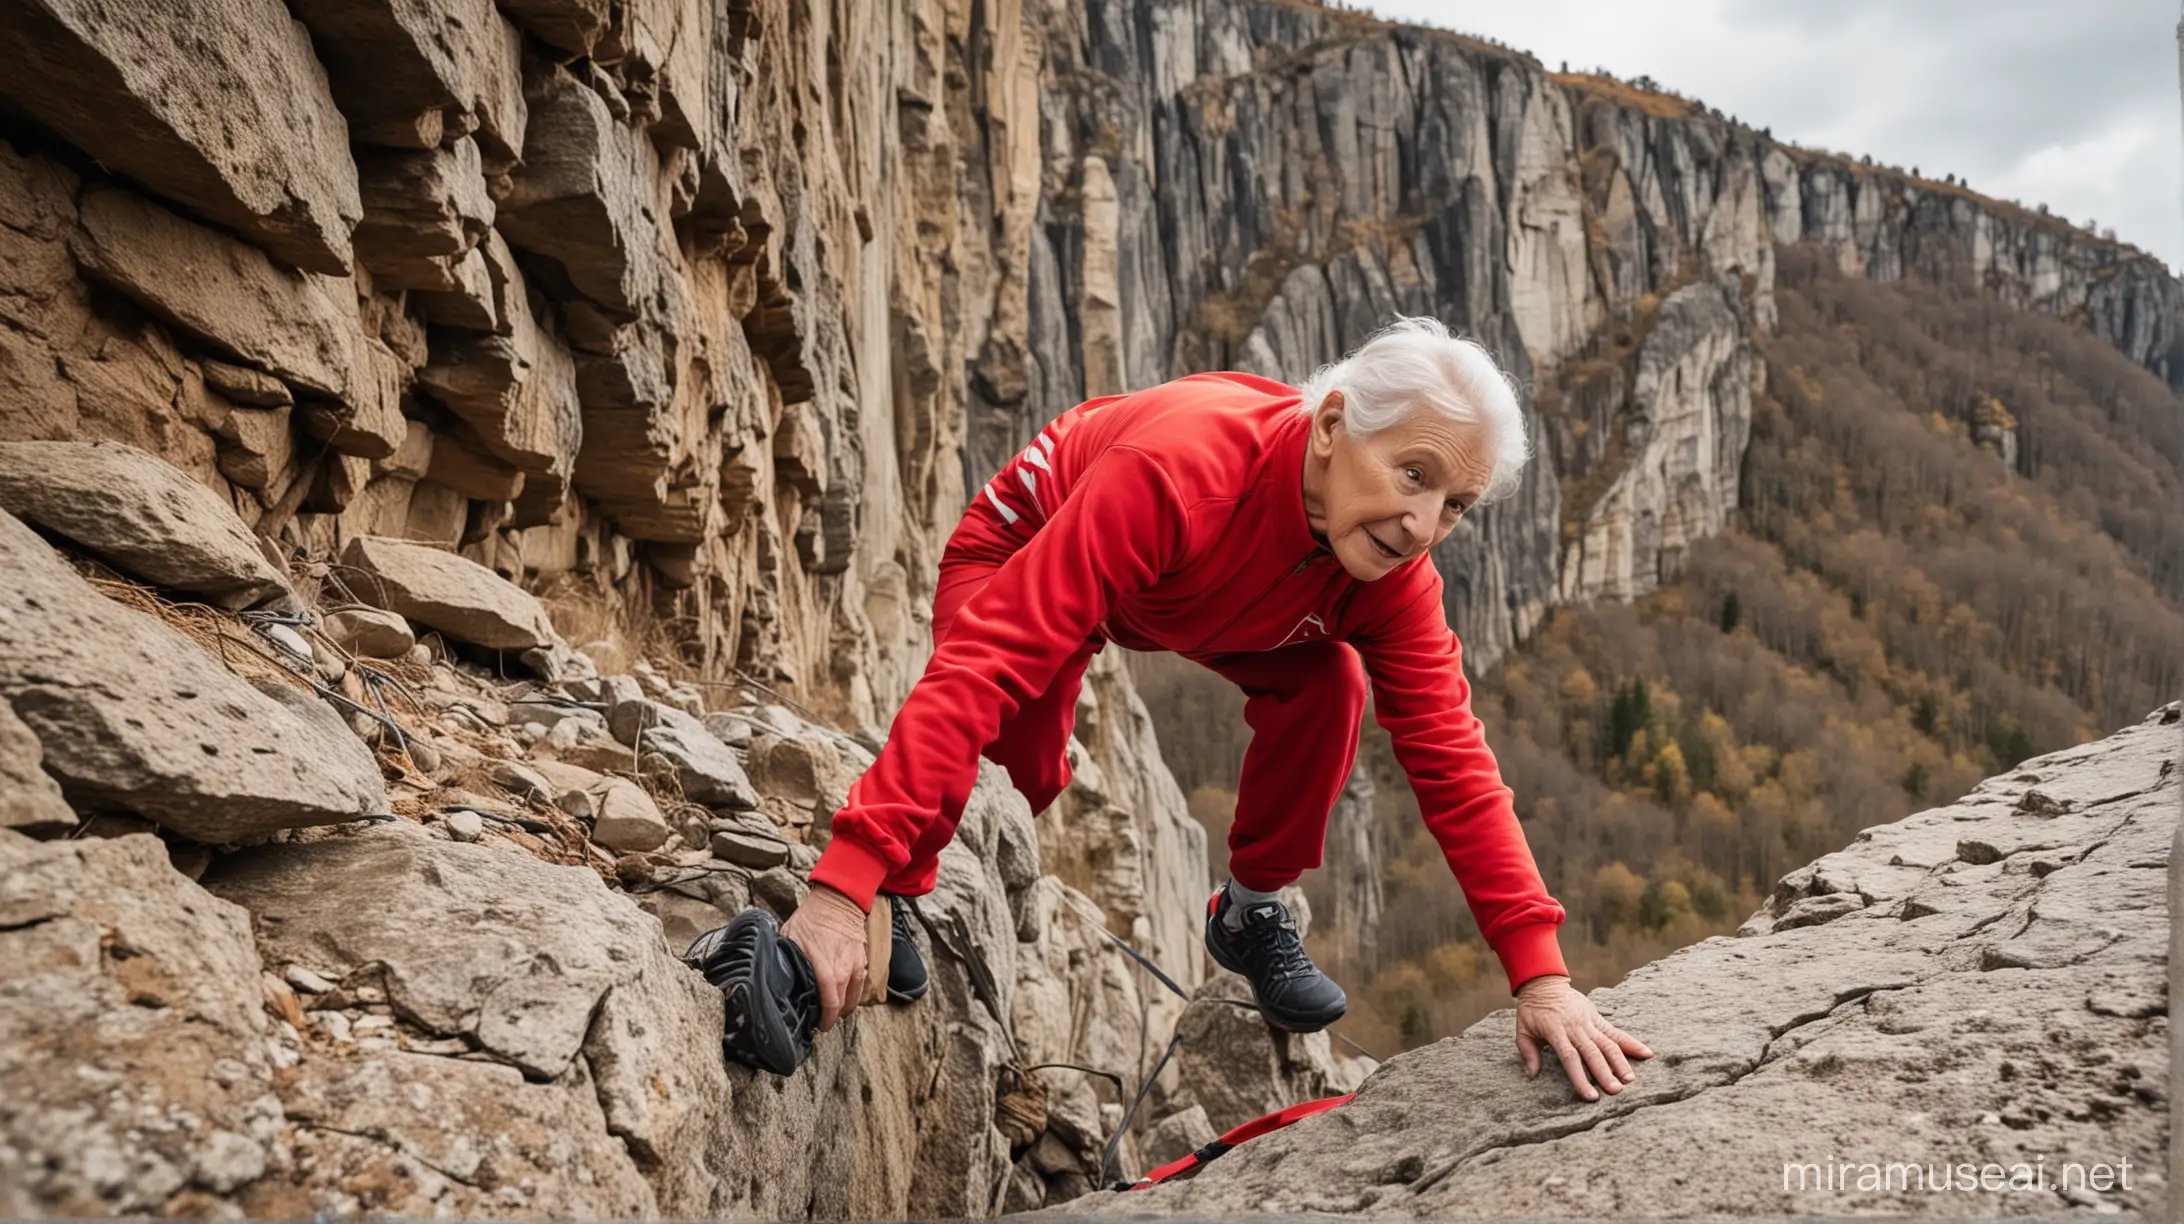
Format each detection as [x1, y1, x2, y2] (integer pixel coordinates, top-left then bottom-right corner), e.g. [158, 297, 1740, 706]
[1514, 974, 1653, 1101]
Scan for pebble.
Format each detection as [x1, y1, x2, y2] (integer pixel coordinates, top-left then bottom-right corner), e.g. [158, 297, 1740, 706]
[283, 965, 335, 995]
[556, 787, 597, 821]
[446, 809, 485, 842]
[405, 739, 441, 774]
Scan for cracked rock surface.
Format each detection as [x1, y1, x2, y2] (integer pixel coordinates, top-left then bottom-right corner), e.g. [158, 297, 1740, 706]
[1058, 703, 2180, 1219]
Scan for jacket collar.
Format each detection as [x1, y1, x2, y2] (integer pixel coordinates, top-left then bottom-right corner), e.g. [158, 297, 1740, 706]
[1267, 406, 1333, 564]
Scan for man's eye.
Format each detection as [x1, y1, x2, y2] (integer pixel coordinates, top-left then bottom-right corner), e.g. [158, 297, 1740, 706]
[1404, 467, 1423, 483]
[1446, 501, 1467, 517]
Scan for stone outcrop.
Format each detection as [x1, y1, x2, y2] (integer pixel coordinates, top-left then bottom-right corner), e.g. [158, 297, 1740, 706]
[0, 439, 296, 610]
[0, 509, 385, 841]
[1053, 703, 2181, 1218]
[0, 0, 362, 275]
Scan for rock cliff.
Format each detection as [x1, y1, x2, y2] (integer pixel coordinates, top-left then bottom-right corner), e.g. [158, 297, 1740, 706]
[0, 0, 2175, 1217]
[1054, 703, 2181, 1218]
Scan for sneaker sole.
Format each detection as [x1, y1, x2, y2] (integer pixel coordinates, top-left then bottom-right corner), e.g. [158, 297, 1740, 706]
[885, 980, 929, 1005]
[1203, 910, 1348, 1034]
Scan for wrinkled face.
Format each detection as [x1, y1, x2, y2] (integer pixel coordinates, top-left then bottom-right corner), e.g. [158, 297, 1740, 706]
[1306, 390, 1494, 581]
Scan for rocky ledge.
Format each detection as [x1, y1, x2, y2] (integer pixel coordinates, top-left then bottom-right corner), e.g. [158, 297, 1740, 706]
[1055, 703, 2180, 1218]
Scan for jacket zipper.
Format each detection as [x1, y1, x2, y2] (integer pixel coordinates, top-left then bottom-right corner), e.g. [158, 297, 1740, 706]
[1189, 548, 1322, 654]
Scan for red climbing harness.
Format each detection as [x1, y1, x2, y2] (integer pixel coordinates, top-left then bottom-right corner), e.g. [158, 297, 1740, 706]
[1130, 1094, 1356, 1188]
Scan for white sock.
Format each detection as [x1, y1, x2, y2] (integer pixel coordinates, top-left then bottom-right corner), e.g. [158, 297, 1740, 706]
[1222, 879, 1282, 930]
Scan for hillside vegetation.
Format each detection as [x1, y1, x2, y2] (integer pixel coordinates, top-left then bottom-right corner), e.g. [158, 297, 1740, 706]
[1135, 243, 2184, 1052]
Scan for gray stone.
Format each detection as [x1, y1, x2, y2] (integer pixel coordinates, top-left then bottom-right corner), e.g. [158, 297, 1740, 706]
[0, 0, 361, 274]
[608, 699, 758, 810]
[591, 778, 669, 854]
[444, 808, 484, 842]
[0, 439, 295, 609]
[0, 701, 73, 829]
[0, 509, 385, 841]
[340, 535, 563, 653]
[554, 787, 597, 822]
[701, 710, 753, 747]
[488, 760, 554, 802]
[1141, 1105, 1216, 1170]
[319, 607, 415, 660]
[709, 826, 788, 870]
[750, 864, 805, 916]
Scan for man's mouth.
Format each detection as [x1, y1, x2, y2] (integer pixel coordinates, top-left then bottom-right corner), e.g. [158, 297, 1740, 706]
[1366, 531, 1403, 561]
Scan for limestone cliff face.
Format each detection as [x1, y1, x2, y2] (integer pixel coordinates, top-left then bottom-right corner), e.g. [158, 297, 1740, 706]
[1008, 2, 2179, 671]
[2, 0, 2169, 744]
[0, 0, 2175, 1217]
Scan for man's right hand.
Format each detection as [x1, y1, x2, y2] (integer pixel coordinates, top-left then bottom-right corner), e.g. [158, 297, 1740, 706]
[779, 882, 870, 1031]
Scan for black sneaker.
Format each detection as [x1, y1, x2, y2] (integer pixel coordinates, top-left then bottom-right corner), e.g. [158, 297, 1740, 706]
[683, 908, 821, 1076]
[881, 891, 930, 1004]
[1204, 885, 1348, 1033]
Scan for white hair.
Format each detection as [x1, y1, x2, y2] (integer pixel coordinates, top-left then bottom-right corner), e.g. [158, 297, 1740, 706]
[1295, 315, 1532, 505]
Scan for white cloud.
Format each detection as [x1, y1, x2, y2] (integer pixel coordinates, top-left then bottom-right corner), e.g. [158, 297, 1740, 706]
[1367, 0, 2184, 271]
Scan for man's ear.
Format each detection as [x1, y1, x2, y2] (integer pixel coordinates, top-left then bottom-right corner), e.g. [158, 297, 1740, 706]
[1311, 389, 1345, 456]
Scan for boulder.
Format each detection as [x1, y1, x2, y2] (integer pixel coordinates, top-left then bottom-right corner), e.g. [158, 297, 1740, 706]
[0, 702, 73, 829]
[608, 699, 758, 810]
[592, 777, 670, 853]
[0, 832, 282, 1217]
[1165, 974, 1354, 1136]
[0, 0, 361, 275]
[0, 439, 294, 609]
[340, 534, 562, 653]
[0, 509, 386, 841]
[319, 607, 415, 659]
[1141, 1105, 1216, 1169]
[71, 185, 356, 399]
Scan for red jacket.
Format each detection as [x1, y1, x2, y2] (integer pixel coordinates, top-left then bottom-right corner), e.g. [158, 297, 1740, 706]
[810, 372, 1569, 989]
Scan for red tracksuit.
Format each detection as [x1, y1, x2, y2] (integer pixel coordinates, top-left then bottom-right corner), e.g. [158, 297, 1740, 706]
[808, 372, 1570, 991]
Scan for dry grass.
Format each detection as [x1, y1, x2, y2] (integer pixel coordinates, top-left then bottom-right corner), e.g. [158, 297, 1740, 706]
[86, 574, 311, 693]
[1551, 72, 1693, 120]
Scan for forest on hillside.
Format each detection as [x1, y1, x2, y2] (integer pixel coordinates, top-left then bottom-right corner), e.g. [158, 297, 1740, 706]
[1132, 243, 2184, 1053]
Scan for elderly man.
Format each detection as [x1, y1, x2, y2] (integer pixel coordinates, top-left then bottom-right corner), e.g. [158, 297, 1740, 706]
[687, 316, 1651, 1102]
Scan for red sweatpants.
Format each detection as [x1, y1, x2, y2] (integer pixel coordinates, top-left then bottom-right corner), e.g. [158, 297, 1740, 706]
[879, 559, 1368, 897]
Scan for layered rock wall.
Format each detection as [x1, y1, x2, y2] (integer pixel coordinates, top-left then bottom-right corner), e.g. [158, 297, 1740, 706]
[4, 0, 2171, 715]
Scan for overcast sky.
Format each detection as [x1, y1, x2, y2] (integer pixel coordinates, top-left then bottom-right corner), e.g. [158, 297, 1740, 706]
[1371, 0, 2183, 272]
